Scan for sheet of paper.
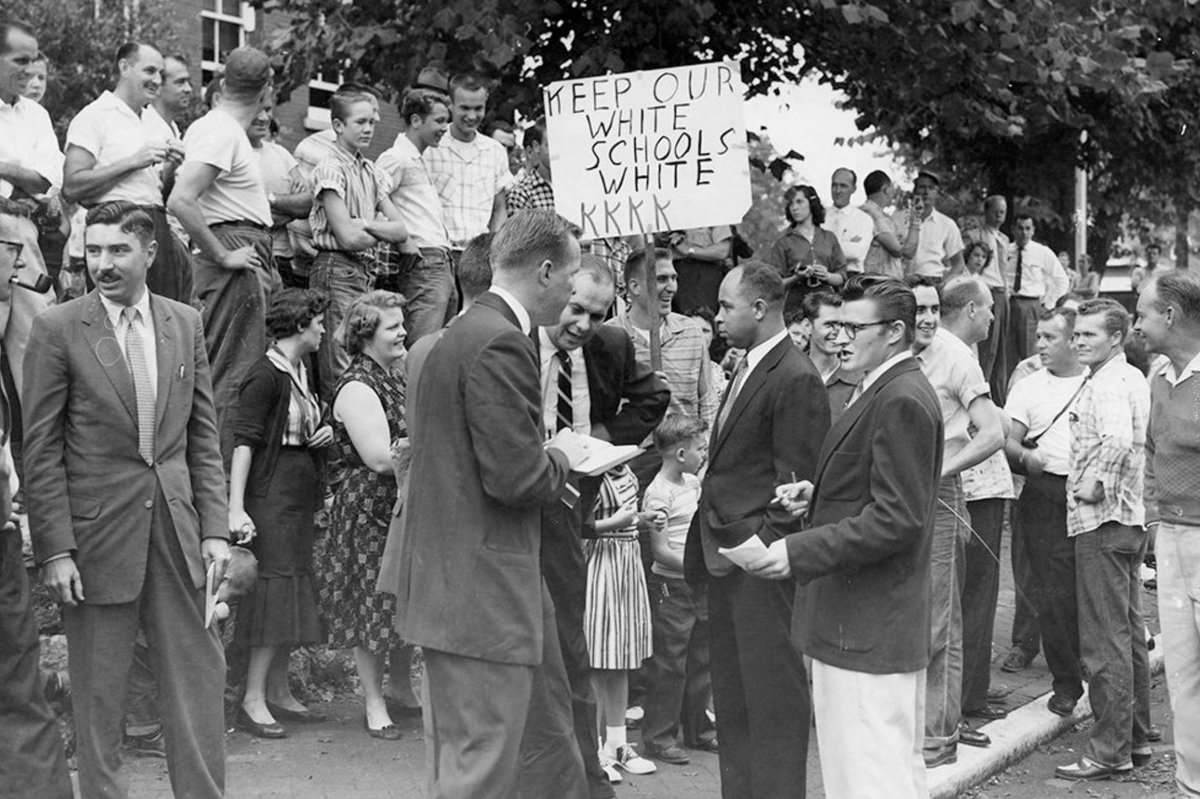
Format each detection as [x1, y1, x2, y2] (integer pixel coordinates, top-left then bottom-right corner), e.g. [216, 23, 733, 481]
[204, 562, 218, 629]
[717, 536, 769, 569]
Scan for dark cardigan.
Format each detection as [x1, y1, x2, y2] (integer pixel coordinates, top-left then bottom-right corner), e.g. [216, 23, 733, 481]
[231, 354, 318, 498]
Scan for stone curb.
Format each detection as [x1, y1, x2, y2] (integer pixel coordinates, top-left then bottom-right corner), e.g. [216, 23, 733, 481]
[929, 633, 1166, 799]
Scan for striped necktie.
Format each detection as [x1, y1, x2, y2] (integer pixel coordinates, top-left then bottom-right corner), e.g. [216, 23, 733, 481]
[555, 349, 573, 432]
[122, 307, 155, 465]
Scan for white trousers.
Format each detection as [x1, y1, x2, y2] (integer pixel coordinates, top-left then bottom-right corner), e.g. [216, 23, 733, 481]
[1157, 522, 1200, 797]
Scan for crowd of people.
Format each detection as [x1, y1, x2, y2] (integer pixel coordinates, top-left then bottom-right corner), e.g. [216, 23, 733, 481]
[0, 17, 1197, 799]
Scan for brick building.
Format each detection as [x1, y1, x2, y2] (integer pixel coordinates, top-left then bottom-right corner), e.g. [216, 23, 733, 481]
[165, 0, 404, 158]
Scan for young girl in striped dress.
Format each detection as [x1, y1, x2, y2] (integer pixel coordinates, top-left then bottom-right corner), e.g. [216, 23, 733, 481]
[586, 462, 656, 780]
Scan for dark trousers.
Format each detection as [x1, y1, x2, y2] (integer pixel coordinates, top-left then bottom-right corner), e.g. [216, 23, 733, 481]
[978, 287, 1010, 404]
[643, 574, 715, 750]
[540, 504, 615, 799]
[310, 250, 372, 404]
[1006, 296, 1041, 375]
[962, 497, 1005, 712]
[1017, 474, 1082, 699]
[194, 224, 279, 464]
[1010, 499, 1041, 657]
[145, 206, 195, 305]
[64, 489, 226, 799]
[708, 569, 809, 799]
[422, 584, 587, 799]
[1075, 522, 1152, 767]
[0, 527, 71, 799]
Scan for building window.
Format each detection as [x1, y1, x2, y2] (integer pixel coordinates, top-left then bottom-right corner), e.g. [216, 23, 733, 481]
[201, 0, 254, 88]
[305, 73, 340, 131]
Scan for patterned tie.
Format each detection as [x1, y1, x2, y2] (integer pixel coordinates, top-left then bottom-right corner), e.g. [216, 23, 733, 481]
[123, 307, 155, 465]
[716, 357, 748, 434]
[555, 349, 573, 432]
[1013, 246, 1024, 295]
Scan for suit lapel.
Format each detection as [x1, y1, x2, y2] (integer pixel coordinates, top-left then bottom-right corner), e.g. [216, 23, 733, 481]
[80, 292, 138, 425]
[712, 337, 789, 457]
[151, 296, 175, 431]
[814, 358, 916, 479]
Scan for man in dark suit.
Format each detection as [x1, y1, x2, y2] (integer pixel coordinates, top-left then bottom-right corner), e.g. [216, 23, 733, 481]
[683, 261, 830, 798]
[23, 201, 230, 799]
[748, 275, 943, 799]
[393, 210, 592, 799]
[535, 254, 669, 794]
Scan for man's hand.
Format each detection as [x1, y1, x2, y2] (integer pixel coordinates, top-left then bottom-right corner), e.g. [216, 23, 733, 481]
[202, 537, 233, 587]
[132, 142, 171, 169]
[745, 538, 792, 580]
[1073, 478, 1105, 504]
[1021, 447, 1046, 477]
[545, 428, 598, 472]
[772, 480, 813, 518]
[219, 245, 262, 271]
[43, 557, 85, 606]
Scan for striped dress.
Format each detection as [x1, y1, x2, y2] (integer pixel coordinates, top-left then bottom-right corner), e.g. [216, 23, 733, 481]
[584, 464, 653, 670]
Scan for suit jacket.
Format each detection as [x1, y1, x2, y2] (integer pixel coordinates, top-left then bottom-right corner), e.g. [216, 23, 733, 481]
[392, 291, 571, 665]
[684, 335, 830, 581]
[22, 291, 228, 604]
[787, 357, 943, 674]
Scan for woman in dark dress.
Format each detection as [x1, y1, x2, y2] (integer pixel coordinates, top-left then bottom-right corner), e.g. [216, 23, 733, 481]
[318, 290, 408, 740]
[229, 288, 332, 738]
[766, 184, 847, 313]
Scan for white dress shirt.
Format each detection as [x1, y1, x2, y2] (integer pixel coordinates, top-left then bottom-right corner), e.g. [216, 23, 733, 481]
[488, 284, 531, 335]
[826, 204, 874, 272]
[538, 328, 592, 437]
[0, 95, 63, 198]
[100, 289, 158, 400]
[1007, 239, 1070, 308]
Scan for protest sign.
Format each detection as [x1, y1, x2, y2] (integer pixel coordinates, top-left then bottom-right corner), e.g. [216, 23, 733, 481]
[543, 61, 750, 240]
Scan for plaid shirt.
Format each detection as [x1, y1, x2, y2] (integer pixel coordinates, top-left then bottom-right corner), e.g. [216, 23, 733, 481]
[507, 169, 555, 212]
[308, 145, 393, 255]
[1067, 352, 1150, 536]
[423, 132, 514, 245]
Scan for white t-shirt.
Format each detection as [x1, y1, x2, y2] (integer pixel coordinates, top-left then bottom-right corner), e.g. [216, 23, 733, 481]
[66, 91, 163, 207]
[180, 107, 271, 227]
[1005, 367, 1086, 477]
[255, 140, 298, 258]
[643, 471, 702, 580]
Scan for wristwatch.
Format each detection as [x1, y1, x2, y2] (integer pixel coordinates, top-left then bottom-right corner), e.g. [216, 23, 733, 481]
[267, 191, 277, 207]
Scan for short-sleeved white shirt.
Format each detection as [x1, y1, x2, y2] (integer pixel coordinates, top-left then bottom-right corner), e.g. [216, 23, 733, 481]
[255, 140, 298, 258]
[66, 91, 163, 207]
[179, 107, 271, 227]
[1005, 367, 1086, 477]
[376, 135, 451, 250]
[916, 327, 991, 463]
[894, 208, 965, 279]
[0, 95, 63, 198]
[423, 131, 514, 245]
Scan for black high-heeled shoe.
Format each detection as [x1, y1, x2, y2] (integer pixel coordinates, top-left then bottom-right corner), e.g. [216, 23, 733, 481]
[236, 706, 286, 739]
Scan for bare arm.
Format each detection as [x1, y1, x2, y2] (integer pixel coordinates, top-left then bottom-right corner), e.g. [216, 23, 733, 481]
[168, 162, 263, 270]
[942, 395, 1005, 478]
[318, 189, 379, 251]
[362, 195, 408, 243]
[335, 381, 394, 473]
[0, 161, 51, 196]
[63, 143, 166, 205]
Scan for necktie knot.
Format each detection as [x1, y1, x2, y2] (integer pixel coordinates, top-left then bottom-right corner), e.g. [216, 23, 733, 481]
[123, 306, 141, 324]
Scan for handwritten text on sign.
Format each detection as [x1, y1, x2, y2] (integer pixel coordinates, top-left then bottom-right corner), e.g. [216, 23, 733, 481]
[544, 61, 750, 239]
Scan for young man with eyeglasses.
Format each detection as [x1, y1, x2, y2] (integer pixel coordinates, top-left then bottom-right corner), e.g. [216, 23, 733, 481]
[748, 274, 943, 799]
[799, 290, 860, 421]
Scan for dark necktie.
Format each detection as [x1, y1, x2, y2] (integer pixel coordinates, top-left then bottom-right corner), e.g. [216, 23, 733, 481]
[123, 307, 155, 465]
[555, 349, 573, 432]
[1013, 246, 1025, 295]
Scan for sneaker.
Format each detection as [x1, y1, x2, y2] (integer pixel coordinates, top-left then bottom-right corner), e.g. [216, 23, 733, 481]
[645, 743, 690, 764]
[123, 729, 167, 758]
[597, 749, 622, 783]
[611, 743, 657, 774]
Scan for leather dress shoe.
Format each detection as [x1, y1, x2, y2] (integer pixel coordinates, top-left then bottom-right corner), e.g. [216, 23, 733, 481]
[964, 704, 1008, 720]
[645, 744, 690, 764]
[364, 717, 402, 740]
[1146, 724, 1163, 742]
[1055, 756, 1132, 781]
[690, 737, 719, 753]
[266, 701, 327, 723]
[1047, 694, 1078, 717]
[1001, 648, 1035, 672]
[957, 723, 990, 748]
[923, 744, 957, 768]
[236, 706, 287, 739]
[1132, 745, 1153, 767]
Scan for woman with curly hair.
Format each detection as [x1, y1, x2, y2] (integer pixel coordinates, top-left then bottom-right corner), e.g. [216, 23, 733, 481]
[765, 184, 847, 313]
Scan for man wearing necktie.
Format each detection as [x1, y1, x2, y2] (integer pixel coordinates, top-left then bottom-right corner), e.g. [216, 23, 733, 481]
[684, 261, 830, 798]
[534, 255, 669, 797]
[1007, 213, 1070, 377]
[22, 201, 230, 798]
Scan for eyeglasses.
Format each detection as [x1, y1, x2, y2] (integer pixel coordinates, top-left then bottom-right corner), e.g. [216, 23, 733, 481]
[833, 320, 894, 339]
[0, 239, 22, 258]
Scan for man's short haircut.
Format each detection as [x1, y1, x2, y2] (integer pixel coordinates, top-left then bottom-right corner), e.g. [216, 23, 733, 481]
[1146, 242, 1162, 254]
[485, 119, 514, 137]
[1055, 290, 1089, 309]
[84, 200, 155, 247]
[338, 290, 406, 355]
[904, 274, 942, 294]
[163, 52, 188, 67]
[940, 275, 989, 317]
[523, 118, 546, 148]
[458, 232, 494, 301]
[1039, 305, 1077, 334]
[0, 20, 35, 53]
[576, 253, 615, 291]
[863, 170, 891, 196]
[984, 194, 1006, 212]
[330, 83, 378, 123]
[221, 46, 272, 100]
[800, 289, 842, 323]
[266, 288, 330, 341]
[653, 413, 707, 453]
[733, 260, 785, 306]
[623, 247, 673, 290]
[784, 309, 805, 328]
[449, 72, 488, 101]
[1013, 211, 1035, 226]
[490, 211, 578, 278]
[400, 88, 449, 124]
[1076, 298, 1129, 340]
[115, 42, 155, 68]
[833, 167, 857, 185]
[843, 274, 917, 345]
[963, 239, 992, 269]
[1150, 269, 1200, 324]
